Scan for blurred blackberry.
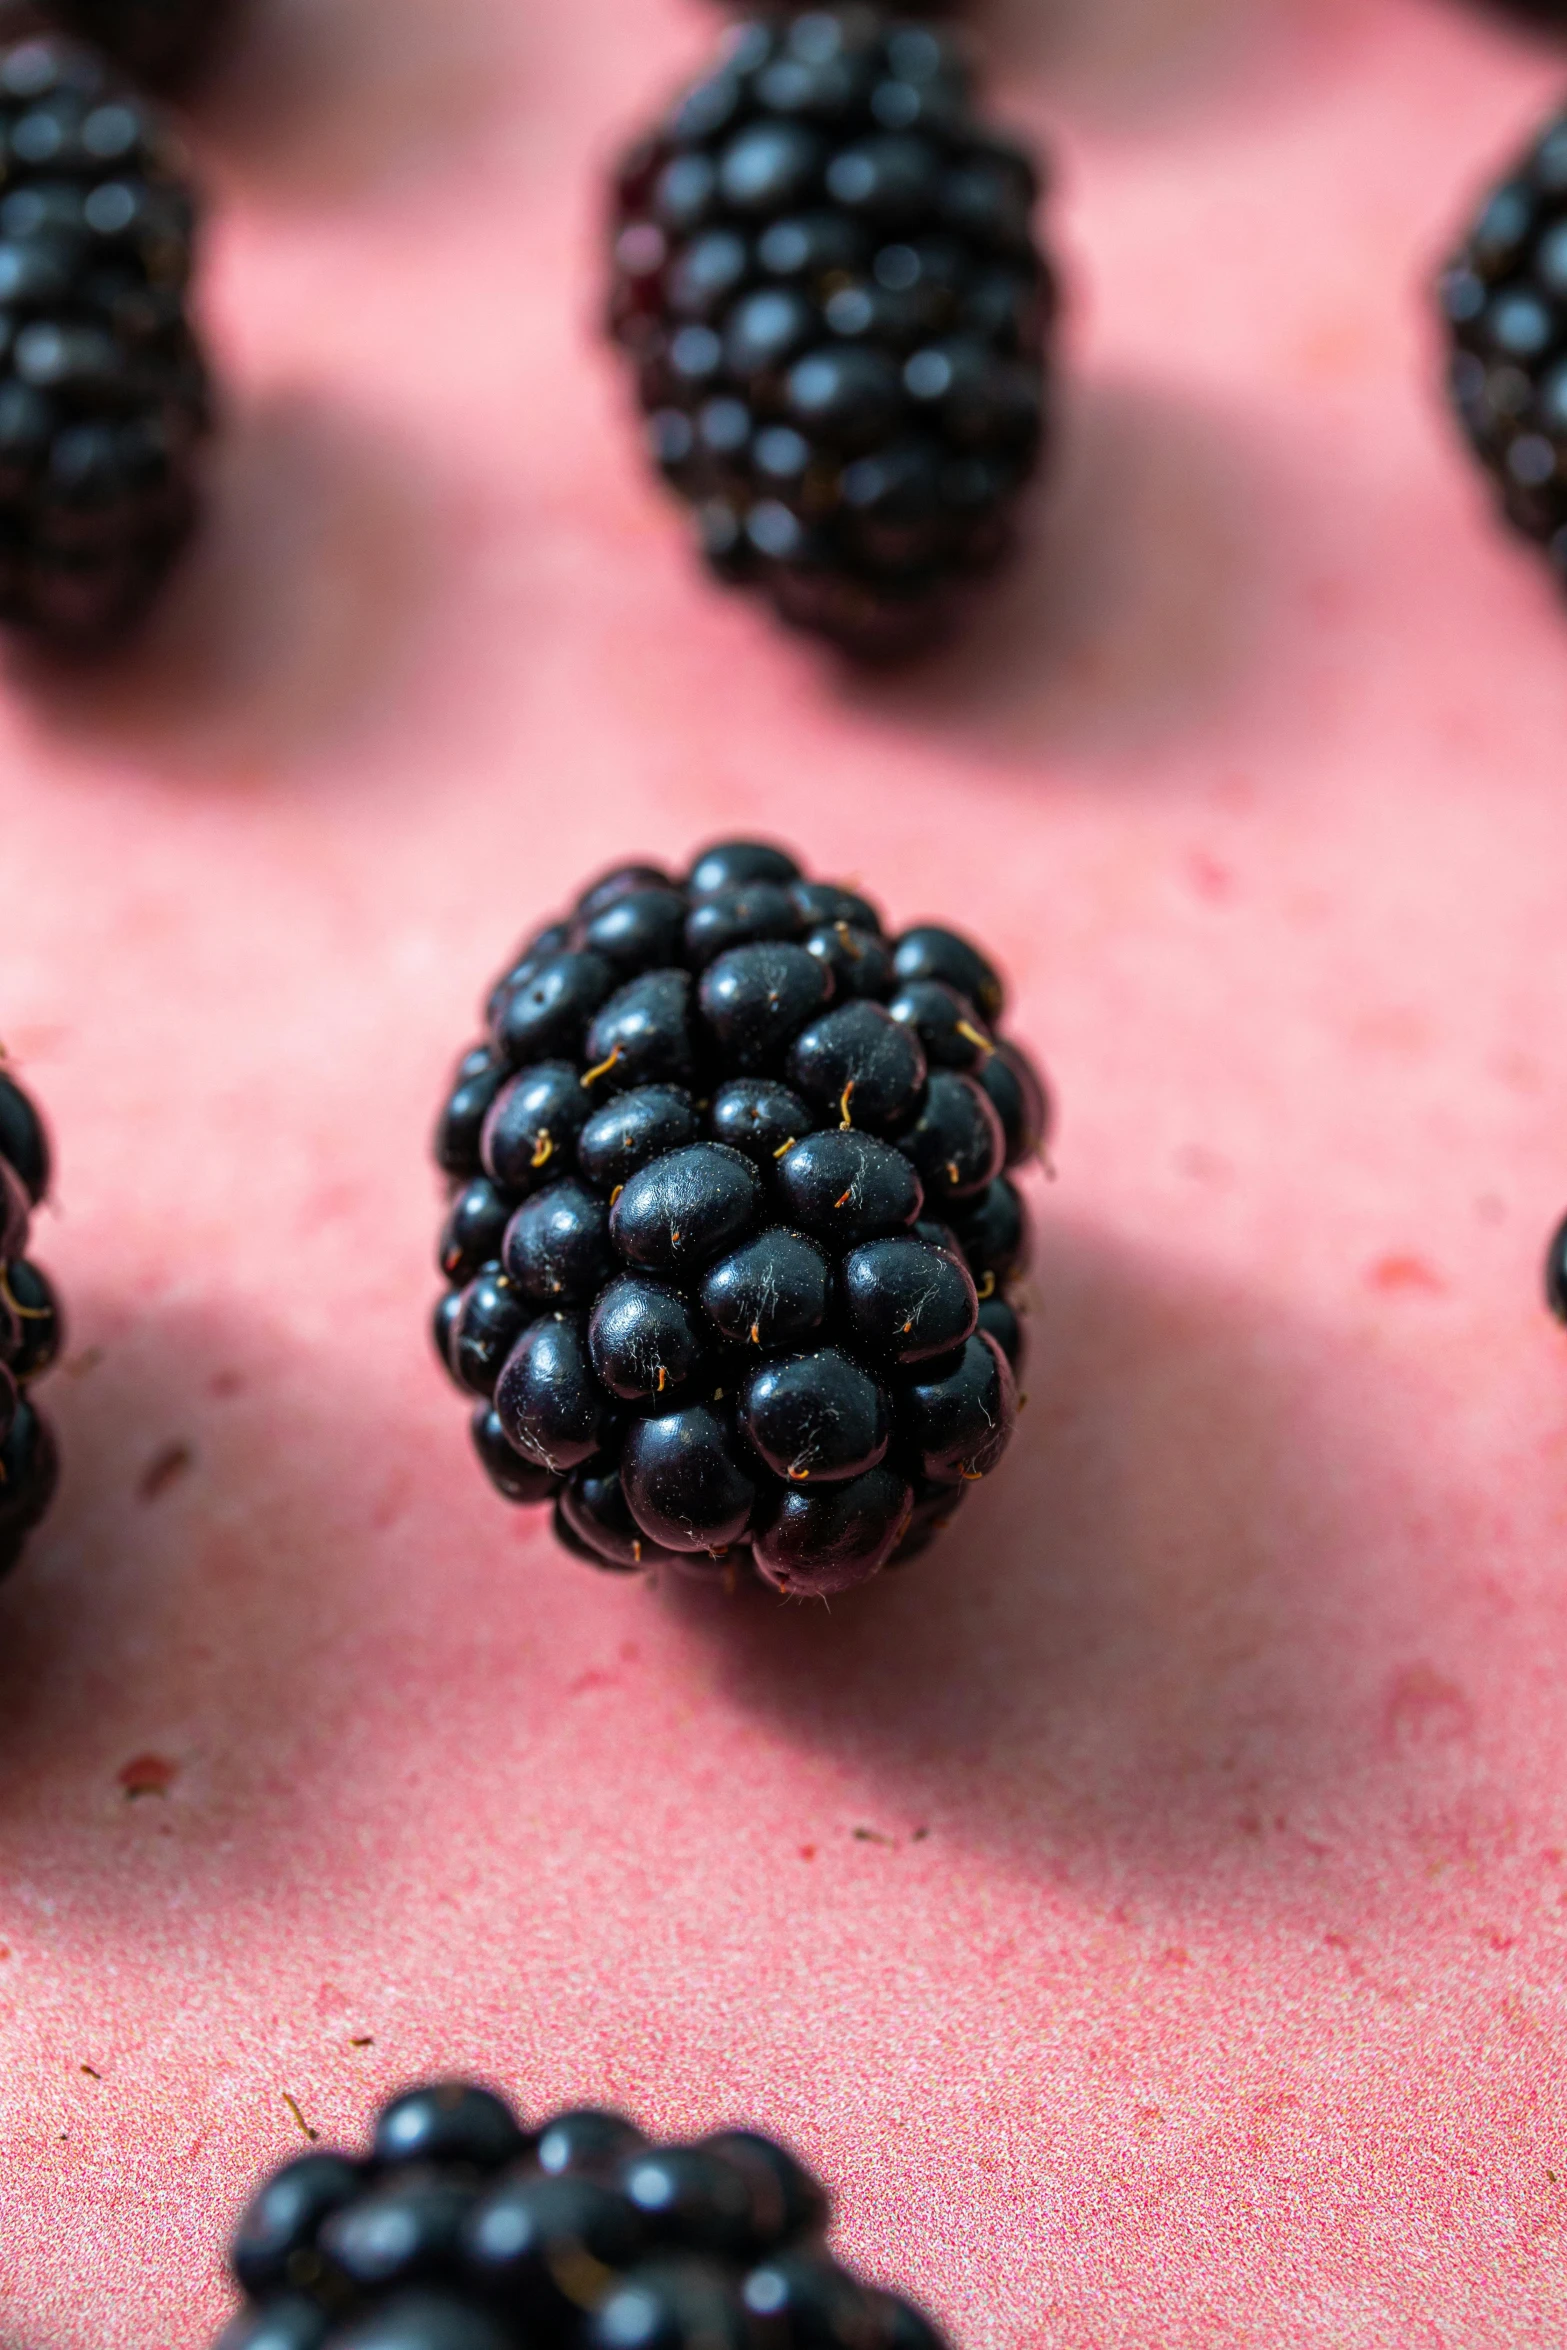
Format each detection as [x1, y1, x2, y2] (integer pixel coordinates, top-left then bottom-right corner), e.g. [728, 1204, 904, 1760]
[711, 0, 953, 13]
[15, 0, 239, 88]
[433, 841, 1047, 1597]
[219, 2081, 947, 2350]
[1547, 1210, 1567, 1320]
[0, 1061, 60, 1575]
[0, 29, 211, 647]
[1437, 106, 1567, 582]
[608, 9, 1054, 654]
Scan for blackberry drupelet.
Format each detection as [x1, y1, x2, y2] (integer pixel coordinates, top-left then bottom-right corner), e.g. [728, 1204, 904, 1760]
[607, 9, 1055, 653]
[1439, 106, 1567, 584]
[433, 840, 1047, 1596]
[0, 1062, 60, 1574]
[218, 2083, 948, 2350]
[0, 28, 211, 645]
[26, 0, 238, 89]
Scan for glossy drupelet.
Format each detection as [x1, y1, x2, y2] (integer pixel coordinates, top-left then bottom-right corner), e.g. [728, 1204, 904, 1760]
[217, 2081, 952, 2350]
[0, 1065, 61, 1575]
[607, 10, 1054, 654]
[0, 29, 211, 646]
[433, 841, 1046, 1597]
[1439, 106, 1567, 584]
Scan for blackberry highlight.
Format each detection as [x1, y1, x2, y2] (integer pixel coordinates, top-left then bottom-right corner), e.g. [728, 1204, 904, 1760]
[434, 841, 1047, 1597]
[219, 2082, 952, 2350]
[0, 1064, 60, 1573]
[608, 10, 1054, 653]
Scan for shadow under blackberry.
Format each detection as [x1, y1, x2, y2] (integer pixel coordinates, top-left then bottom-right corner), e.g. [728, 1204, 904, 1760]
[838, 374, 1276, 773]
[8, 388, 435, 782]
[976, 0, 1349, 133]
[0, 1217, 1483, 1958]
[657, 1213, 1454, 1901]
[195, 0, 524, 204]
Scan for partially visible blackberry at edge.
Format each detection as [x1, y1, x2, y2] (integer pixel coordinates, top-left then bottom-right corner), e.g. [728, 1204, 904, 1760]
[1546, 1211, 1567, 1322]
[218, 2079, 954, 2350]
[0, 27, 211, 647]
[433, 840, 1047, 1599]
[711, 0, 956, 13]
[0, 1062, 61, 1575]
[608, 9, 1054, 654]
[1440, 106, 1567, 585]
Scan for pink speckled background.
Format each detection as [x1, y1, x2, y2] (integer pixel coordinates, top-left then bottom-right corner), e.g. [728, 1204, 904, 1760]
[1, 0, 1566, 2341]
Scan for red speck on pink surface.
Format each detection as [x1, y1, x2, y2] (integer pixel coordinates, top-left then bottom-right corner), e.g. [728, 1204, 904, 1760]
[0, 0, 1565, 2345]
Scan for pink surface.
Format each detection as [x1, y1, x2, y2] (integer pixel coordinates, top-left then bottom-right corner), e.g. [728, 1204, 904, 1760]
[1, 0, 1567, 2341]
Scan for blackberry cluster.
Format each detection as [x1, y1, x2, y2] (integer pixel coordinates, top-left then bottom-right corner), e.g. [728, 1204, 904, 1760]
[219, 2082, 951, 2350]
[1440, 108, 1567, 582]
[608, 9, 1053, 653]
[0, 1065, 60, 1574]
[433, 841, 1046, 1597]
[0, 30, 210, 646]
[39, 0, 237, 90]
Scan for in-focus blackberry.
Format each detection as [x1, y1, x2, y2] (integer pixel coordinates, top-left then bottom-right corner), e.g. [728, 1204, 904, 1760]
[0, 30, 210, 646]
[1438, 107, 1567, 585]
[0, 1062, 60, 1574]
[608, 10, 1055, 654]
[218, 2084, 944, 2350]
[21, 0, 239, 89]
[433, 841, 1047, 1597]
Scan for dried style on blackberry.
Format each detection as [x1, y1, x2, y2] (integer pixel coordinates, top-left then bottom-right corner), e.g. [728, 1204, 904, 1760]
[0, 29, 211, 646]
[609, 10, 1054, 653]
[434, 841, 1047, 1598]
[0, 1063, 60, 1574]
[219, 2082, 951, 2350]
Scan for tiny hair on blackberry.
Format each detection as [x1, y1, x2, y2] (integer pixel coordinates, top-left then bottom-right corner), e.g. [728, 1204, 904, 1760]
[0, 1061, 61, 1576]
[11, 0, 241, 89]
[1439, 103, 1567, 588]
[608, 9, 1056, 655]
[0, 27, 212, 648]
[432, 840, 1047, 1598]
[217, 2079, 954, 2350]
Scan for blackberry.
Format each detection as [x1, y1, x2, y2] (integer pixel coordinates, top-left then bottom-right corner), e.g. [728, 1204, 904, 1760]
[607, 9, 1055, 654]
[710, 0, 954, 13]
[0, 29, 211, 646]
[1547, 1211, 1567, 1321]
[1437, 107, 1567, 584]
[21, 0, 238, 89]
[0, 1063, 60, 1575]
[433, 842, 1047, 1596]
[219, 2084, 941, 2350]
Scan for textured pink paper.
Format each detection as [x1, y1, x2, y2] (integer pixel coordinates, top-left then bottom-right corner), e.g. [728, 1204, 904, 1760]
[1, 0, 1566, 2341]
